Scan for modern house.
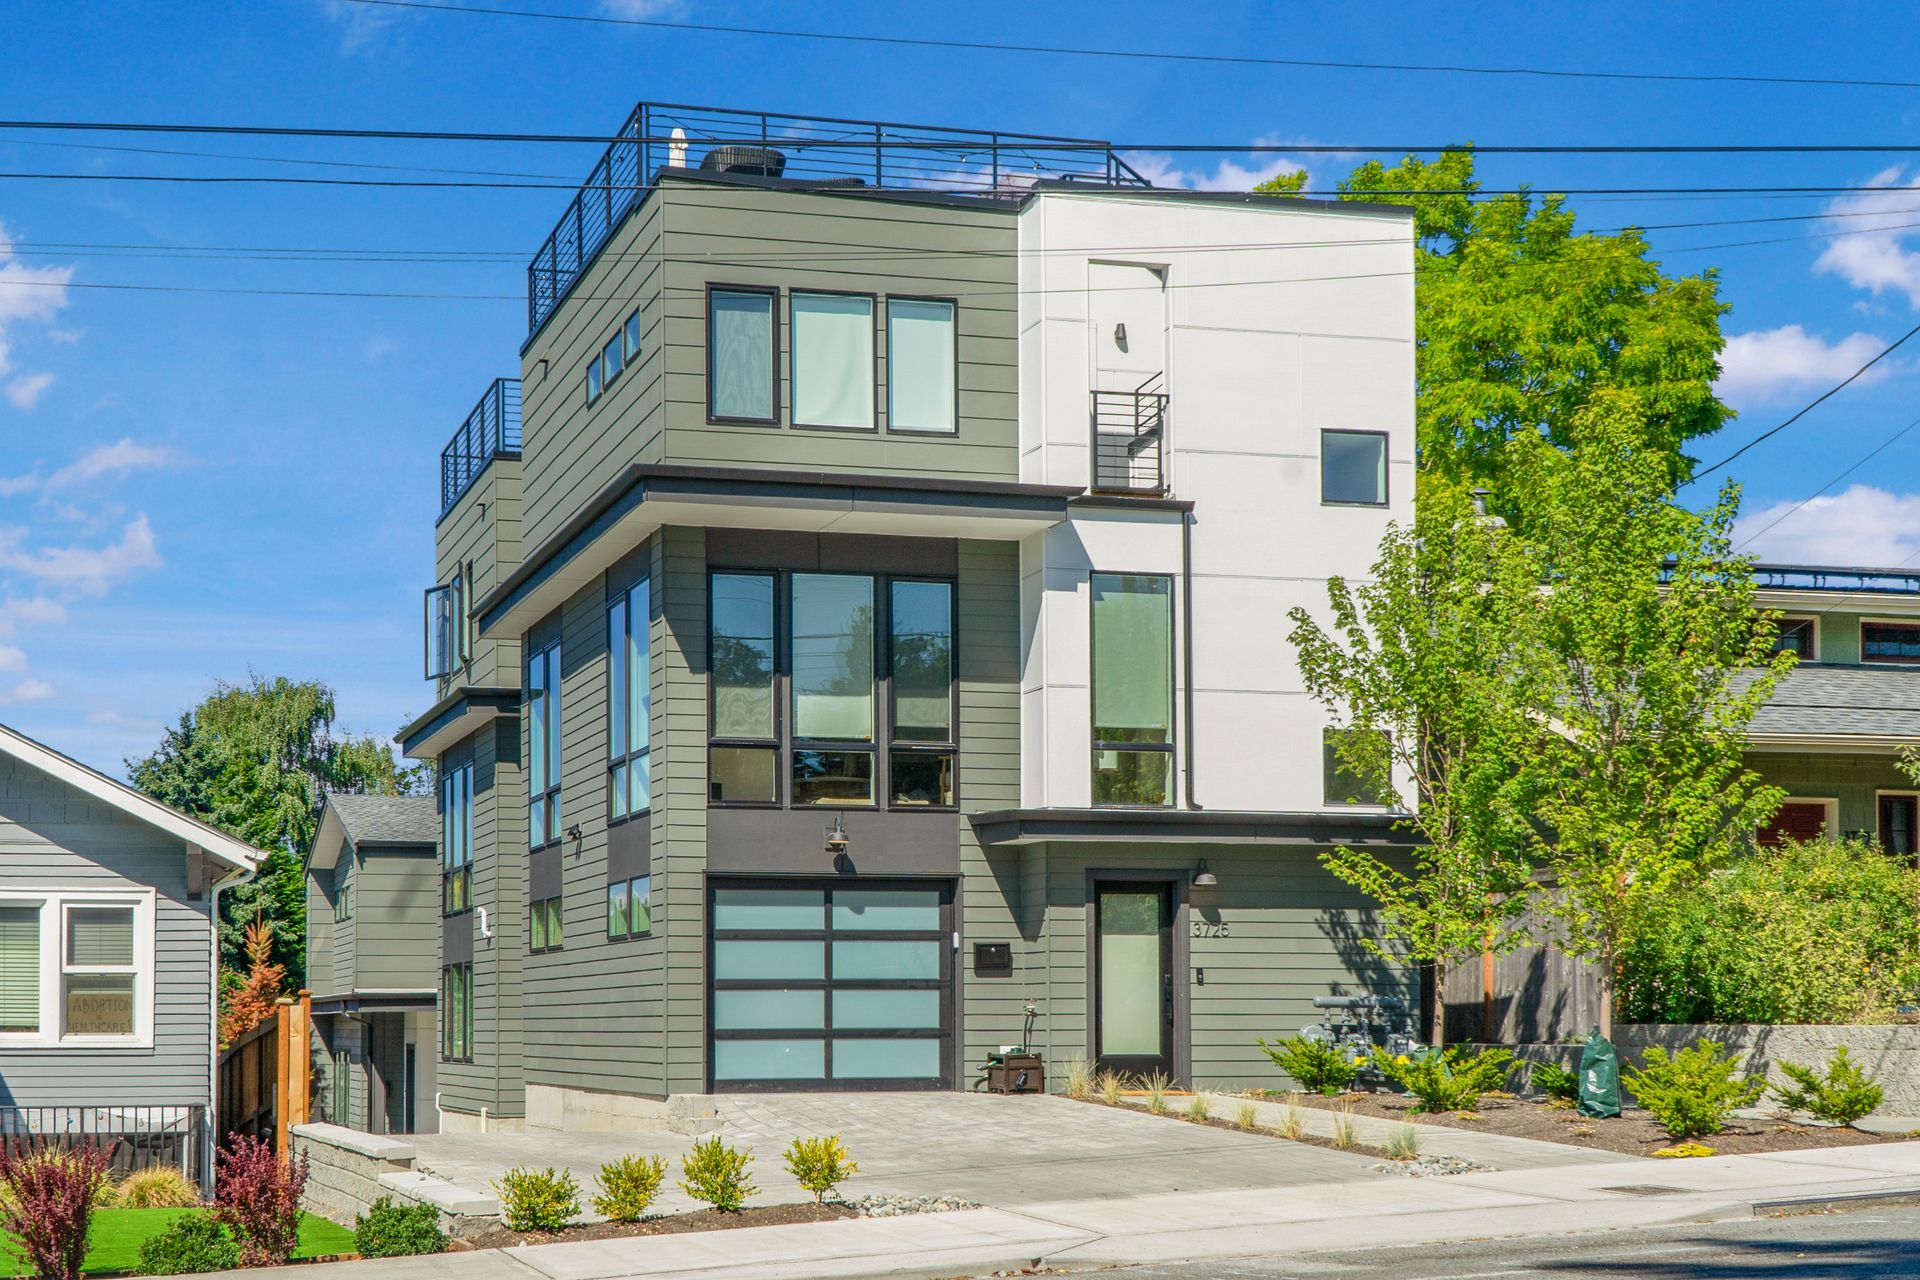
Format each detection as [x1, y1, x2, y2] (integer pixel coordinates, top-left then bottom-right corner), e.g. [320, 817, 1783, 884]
[399, 101, 1417, 1129]
[305, 793, 440, 1135]
[0, 721, 261, 1186]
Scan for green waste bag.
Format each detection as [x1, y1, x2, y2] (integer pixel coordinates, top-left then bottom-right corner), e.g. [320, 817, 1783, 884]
[1577, 1028, 1621, 1118]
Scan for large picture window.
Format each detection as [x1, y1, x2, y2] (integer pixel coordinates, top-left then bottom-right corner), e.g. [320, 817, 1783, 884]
[1863, 621, 1920, 664]
[709, 287, 777, 423]
[0, 893, 153, 1046]
[791, 292, 874, 429]
[886, 298, 957, 433]
[441, 963, 472, 1062]
[528, 639, 563, 847]
[609, 577, 652, 821]
[1091, 574, 1173, 807]
[441, 761, 472, 914]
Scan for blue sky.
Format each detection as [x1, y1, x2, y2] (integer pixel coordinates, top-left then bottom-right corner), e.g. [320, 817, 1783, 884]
[2, 0, 1918, 773]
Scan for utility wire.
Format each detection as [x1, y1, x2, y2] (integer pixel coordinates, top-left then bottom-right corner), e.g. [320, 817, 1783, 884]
[1732, 411, 1920, 554]
[331, 0, 1920, 93]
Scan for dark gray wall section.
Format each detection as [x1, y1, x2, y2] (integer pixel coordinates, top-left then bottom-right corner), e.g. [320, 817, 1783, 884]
[707, 808, 959, 875]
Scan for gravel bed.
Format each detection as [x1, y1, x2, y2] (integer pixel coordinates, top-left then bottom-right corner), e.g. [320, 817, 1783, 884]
[1367, 1154, 1496, 1178]
[846, 1193, 980, 1217]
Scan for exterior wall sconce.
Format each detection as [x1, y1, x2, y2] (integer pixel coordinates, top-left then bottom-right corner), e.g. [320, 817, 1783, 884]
[825, 815, 850, 855]
[1191, 861, 1218, 887]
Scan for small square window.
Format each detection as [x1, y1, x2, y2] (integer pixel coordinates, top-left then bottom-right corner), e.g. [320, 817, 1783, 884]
[1322, 430, 1388, 506]
[1772, 618, 1815, 659]
[1324, 728, 1392, 806]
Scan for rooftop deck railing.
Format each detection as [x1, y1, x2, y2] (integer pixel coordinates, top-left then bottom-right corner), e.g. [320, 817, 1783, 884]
[526, 101, 1151, 335]
[1751, 563, 1920, 595]
[440, 378, 522, 516]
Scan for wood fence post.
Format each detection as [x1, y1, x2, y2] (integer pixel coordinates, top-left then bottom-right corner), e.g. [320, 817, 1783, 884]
[290, 991, 312, 1130]
[273, 996, 294, 1159]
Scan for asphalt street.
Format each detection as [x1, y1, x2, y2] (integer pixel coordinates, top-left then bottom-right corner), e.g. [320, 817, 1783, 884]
[1080, 1204, 1920, 1279]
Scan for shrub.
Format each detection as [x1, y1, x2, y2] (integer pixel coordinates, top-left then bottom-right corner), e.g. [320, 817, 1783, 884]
[1234, 1101, 1259, 1129]
[1258, 1037, 1357, 1096]
[1373, 1047, 1513, 1114]
[0, 1138, 114, 1280]
[1773, 1045, 1884, 1125]
[494, 1167, 580, 1233]
[1623, 1042, 1767, 1138]
[1184, 1096, 1211, 1123]
[136, 1214, 241, 1276]
[1142, 1072, 1172, 1114]
[592, 1155, 668, 1222]
[1063, 1057, 1094, 1101]
[1094, 1070, 1126, 1106]
[1383, 1124, 1422, 1161]
[1275, 1094, 1306, 1141]
[354, 1196, 448, 1258]
[1618, 836, 1920, 1025]
[1651, 1142, 1717, 1158]
[117, 1166, 202, 1209]
[783, 1136, 858, 1205]
[1529, 1060, 1580, 1104]
[1329, 1101, 1359, 1150]
[213, 1135, 309, 1267]
[679, 1137, 758, 1213]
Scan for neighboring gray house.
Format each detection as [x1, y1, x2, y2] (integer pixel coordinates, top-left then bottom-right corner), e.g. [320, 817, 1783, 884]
[306, 794, 439, 1135]
[0, 720, 262, 1185]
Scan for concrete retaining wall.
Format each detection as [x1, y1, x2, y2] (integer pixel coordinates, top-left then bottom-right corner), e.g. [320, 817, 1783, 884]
[293, 1123, 499, 1238]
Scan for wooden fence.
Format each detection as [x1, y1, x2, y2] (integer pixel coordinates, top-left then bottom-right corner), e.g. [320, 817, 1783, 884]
[216, 991, 312, 1156]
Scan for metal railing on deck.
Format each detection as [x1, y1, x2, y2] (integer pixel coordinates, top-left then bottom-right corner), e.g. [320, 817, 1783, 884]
[526, 101, 1152, 335]
[440, 378, 522, 516]
[0, 1105, 206, 1183]
[1091, 377, 1169, 496]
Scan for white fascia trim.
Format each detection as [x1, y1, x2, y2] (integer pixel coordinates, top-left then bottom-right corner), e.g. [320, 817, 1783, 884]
[0, 721, 263, 873]
[1747, 734, 1915, 753]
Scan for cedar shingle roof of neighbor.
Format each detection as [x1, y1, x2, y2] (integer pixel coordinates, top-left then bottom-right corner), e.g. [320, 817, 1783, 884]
[323, 793, 440, 849]
[1740, 663, 1920, 742]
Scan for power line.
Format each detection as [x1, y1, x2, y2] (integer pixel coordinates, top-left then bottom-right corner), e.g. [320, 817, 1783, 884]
[1733, 412, 1920, 553]
[5, 136, 575, 181]
[332, 0, 1920, 93]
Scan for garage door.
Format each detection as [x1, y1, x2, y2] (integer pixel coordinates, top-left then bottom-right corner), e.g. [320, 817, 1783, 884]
[709, 880, 954, 1091]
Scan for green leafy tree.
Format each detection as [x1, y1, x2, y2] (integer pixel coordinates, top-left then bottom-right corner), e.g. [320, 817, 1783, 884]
[128, 675, 424, 983]
[1516, 397, 1791, 1035]
[1287, 482, 1548, 1044]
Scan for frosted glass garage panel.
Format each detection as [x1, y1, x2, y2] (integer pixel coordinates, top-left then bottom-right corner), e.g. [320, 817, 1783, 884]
[713, 940, 825, 981]
[831, 890, 940, 931]
[714, 1039, 826, 1082]
[832, 940, 940, 980]
[713, 889, 825, 931]
[713, 989, 825, 1031]
[831, 989, 941, 1029]
[832, 1038, 941, 1079]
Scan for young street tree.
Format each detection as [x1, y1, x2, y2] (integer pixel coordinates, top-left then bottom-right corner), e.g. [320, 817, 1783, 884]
[1287, 482, 1549, 1045]
[1515, 397, 1792, 1037]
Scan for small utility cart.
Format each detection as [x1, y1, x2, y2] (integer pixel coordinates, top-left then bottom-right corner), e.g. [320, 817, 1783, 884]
[977, 1003, 1046, 1094]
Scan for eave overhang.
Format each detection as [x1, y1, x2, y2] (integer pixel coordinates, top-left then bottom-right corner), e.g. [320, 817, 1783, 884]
[1747, 733, 1916, 754]
[398, 686, 521, 760]
[309, 990, 437, 1017]
[968, 807, 1419, 848]
[475, 464, 1081, 640]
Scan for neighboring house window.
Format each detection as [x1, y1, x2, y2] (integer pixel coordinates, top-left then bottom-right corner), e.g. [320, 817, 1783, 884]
[0, 905, 40, 1035]
[1321, 429, 1389, 506]
[886, 298, 957, 433]
[1862, 621, 1920, 664]
[1759, 799, 1831, 848]
[529, 896, 564, 954]
[1324, 728, 1393, 806]
[1091, 573, 1174, 806]
[528, 639, 563, 847]
[333, 1047, 350, 1123]
[0, 893, 153, 1046]
[585, 349, 603, 404]
[609, 577, 652, 821]
[709, 572, 779, 804]
[623, 309, 641, 364]
[791, 573, 877, 805]
[1880, 793, 1919, 857]
[63, 905, 136, 1038]
[1771, 617, 1816, 659]
[442, 762, 472, 914]
[889, 579, 955, 807]
[791, 291, 874, 429]
[334, 875, 353, 923]
[608, 875, 651, 940]
[708, 287, 777, 422]
[440, 963, 472, 1062]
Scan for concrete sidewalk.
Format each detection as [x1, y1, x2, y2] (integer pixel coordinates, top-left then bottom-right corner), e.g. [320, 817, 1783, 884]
[262, 1137, 1920, 1280]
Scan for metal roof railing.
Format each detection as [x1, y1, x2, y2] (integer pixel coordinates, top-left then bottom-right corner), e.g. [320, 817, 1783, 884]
[1751, 563, 1920, 595]
[525, 101, 1151, 336]
[440, 378, 522, 516]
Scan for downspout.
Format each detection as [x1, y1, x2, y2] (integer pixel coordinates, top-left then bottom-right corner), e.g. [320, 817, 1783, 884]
[206, 857, 256, 1196]
[1181, 510, 1202, 810]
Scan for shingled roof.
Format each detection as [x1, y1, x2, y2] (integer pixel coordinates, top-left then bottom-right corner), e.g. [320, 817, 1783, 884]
[321, 793, 439, 849]
[1742, 663, 1920, 742]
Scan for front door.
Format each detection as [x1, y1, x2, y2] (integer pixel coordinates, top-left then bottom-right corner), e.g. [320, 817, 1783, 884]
[1094, 882, 1174, 1078]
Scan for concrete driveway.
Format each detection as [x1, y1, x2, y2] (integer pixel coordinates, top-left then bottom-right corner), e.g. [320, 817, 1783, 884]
[408, 1092, 1383, 1217]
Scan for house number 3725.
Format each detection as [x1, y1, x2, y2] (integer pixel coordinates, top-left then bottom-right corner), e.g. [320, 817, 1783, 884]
[1191, 920, 1229, 939]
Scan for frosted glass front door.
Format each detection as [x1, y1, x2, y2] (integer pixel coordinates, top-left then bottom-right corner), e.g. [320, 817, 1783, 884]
[1097, 887, 1168, 1065]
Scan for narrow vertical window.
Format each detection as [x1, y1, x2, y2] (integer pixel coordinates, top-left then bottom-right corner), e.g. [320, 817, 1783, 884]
[1091, 573, 1173, 806]
[528, 640, 563, 846]
[623, 309, 642, 364]
[709, 572, 778, 804]
[441, 762, 472, 913]
[609, 577, 652, 820]
[585, 351, 603, 404]
[791, 573, 876, 805]
[708, 288, 776, 422]
[424, 584, 455, 680]
[887, 298, 957, 433]
[440, 963, 472, 1061]
[791, 292, 874, 429]
[889, 579, 955, 807]
[0, 905, 40, 1035]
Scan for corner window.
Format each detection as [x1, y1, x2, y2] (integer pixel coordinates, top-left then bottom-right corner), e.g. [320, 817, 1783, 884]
[585, 350, 603, 405]
[0, 906, 38, 1034]
[1321, 430, 1388, 506]
[1863, 621, 1920, 664]
[710, 572, 778, 803]
[623, 310, 642, 364]
[791, 292, 874, 429]
[886, 298, 957, 433]
[1324, 728, 1392, 806]
[440, 963, 472, 1062]
[528, 639, 563, 847]
[1091, 573, 1173, 806]
[529, 896, 564, 953]
[1771, 617, 1816, 659]
[441, 762, 472, 914]
[709, 287, 777, 423]
[609, 577, 652, 822]
[608, 875, 651, 940]
[424, 583, 456, 680]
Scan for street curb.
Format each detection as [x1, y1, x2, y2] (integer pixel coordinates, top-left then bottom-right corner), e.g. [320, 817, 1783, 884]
[1753, 1187, 1920, 1217]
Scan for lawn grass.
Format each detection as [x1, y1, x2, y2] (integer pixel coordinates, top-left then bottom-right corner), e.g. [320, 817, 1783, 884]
[2, 1208, 355, 1276]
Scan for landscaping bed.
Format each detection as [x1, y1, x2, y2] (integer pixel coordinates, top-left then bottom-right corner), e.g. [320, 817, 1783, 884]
[1281, 1090, 1913, 1157]
[1, 1209, 353, 1278]
[459, 1200, 860, 1250]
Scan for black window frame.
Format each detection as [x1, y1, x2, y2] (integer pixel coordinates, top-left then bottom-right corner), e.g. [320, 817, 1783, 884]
[527, 637, 563, 850]
[707, 570, 959, 813]
[608, 576, 653, 825]
[1862, 620, 1920, 665]
[440, 962, 472, 1062]
[607, 874, 653, 941]
[1319, 428, 1391, 508]
[706, 283, 780, 426]
[623, 308, 642, 364]
[1089, 571, 1176, 809]
[423, 582, 456, 681]
[884, 295, 961, 436]
[440, 761, 473, 916]
[529, 895, 564, 954]
[788, 288, 878, 433]
[584, 348, 603, 405]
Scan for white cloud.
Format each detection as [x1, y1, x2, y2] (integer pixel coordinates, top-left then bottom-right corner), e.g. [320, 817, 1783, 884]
[1734, 485, 1920, 567]
[5, 372, 52, 409]
[600, 0, 681, 16]
[0, 645, 24, 673]
[0, 516, 162, 595]
[1121, 148, 1313, 193]
[0, 678, 55, 706]
[0, 221, 73, 384]
[319, 0, 406, 50]
[1715, 325, 1892, 404]
[44, 438, 175, 489]
[1814, 167, 1920, 308]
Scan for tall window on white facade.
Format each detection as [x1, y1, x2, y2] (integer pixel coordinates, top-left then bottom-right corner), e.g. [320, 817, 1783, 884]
[0, 905, 39, 1034]
[609, 576, 652, 821]
[442, 762, 473, 913]
[528, 640, 563, 847]
[791, 292, 874, 429]
[709, 288, 776, 422]
[1091, 573, 1173, 807]
[886, 298, 956, 433]
[1321, 430, 1388, 506]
